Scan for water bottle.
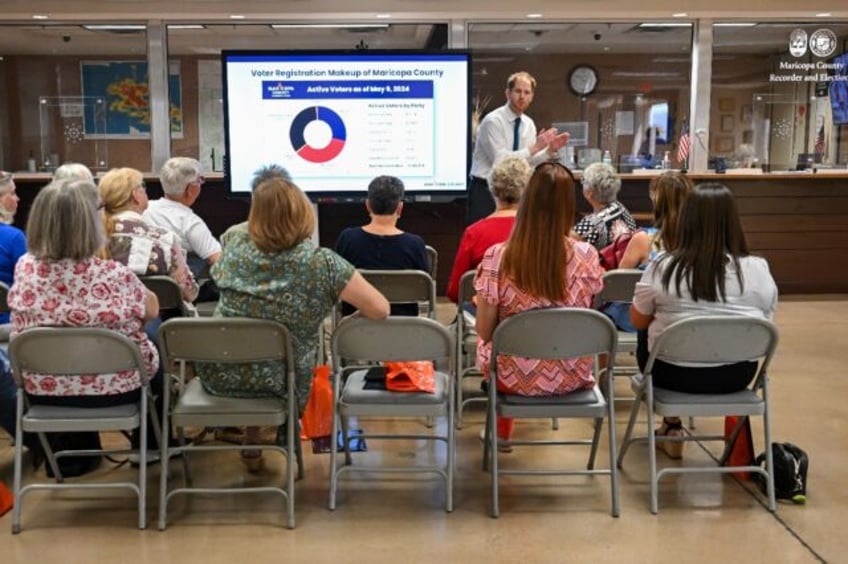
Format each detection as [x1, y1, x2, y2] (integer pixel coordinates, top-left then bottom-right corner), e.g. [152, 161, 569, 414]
[602, 150, 612, 165]
[662, 151, 671, 170]
[26, 150, 36, 173]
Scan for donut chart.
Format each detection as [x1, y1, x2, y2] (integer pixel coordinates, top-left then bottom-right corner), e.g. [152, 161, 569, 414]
[290, 106, 347, 163]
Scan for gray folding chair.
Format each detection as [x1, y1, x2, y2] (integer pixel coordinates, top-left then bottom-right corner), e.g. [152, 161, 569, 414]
[483, 308, 620, 518]
[455, 270, 485, 429]
[328, 316, 455, 512]
[425, 245, 438, 281]
[593, 268, 644, 382]
[140, 275, 192, 318]
[9, 327, 160, 533]
[358, 269, 437, 320]
[616, 316, 779, 514]
[157, 317, 300, 529]
[0, 281, 10, 346]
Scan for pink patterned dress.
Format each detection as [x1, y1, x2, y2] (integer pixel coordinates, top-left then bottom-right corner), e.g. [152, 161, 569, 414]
[474, 241, 604, 396]
[8, 255, 159, 396]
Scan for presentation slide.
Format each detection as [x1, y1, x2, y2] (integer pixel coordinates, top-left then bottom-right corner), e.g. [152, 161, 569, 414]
[222, 51, 470, 197]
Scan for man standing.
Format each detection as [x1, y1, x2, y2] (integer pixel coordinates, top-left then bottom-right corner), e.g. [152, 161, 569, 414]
[467, 71, 569, 224]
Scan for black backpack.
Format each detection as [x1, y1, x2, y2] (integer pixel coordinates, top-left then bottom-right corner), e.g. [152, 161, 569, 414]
[755, 442, 808, 504]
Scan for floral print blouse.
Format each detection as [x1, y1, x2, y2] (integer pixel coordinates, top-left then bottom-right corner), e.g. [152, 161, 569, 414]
[199, 223, 354, 411]
[108, 210, 198, 302]
[8, 255, 159, 396]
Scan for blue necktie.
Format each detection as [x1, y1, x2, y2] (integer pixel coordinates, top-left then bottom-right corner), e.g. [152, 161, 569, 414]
[512, 117, 521, 151]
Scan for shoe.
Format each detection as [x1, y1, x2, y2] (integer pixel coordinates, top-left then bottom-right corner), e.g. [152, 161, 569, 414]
[240, 449, 264, 473]
[655, 420, 685, 460]
[478, 429, 513, 454]
[128, 452, 161, 467]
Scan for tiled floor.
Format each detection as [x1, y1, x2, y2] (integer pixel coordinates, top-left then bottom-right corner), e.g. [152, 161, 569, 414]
[1, 297, 843, 563]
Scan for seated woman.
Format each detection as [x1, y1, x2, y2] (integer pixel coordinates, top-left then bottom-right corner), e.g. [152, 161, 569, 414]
[7, 178, 162, 476]
[335, 175, 427, 316]
[630, 183, 778, 459]
[98, 167, 198, 307]
[446, 155, 532, 304]
[475, 163, 604, 448]
[573, 162, 637, 249]
[0, 171, 26, 327]
[201, 175, 389, 470]
[604, 171, 693, 331]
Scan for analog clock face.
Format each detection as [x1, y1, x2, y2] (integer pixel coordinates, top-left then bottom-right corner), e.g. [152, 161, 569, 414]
[568, 65, 598, 96]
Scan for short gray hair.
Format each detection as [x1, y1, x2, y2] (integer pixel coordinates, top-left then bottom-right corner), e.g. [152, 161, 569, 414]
[53, 162, 94, 182]
[251, 164, 292, 191]
[159, 157, 202, 197]
[488, 155, 532, 204]
[27, 179, 105, 260]
[581, 162, 621, 204]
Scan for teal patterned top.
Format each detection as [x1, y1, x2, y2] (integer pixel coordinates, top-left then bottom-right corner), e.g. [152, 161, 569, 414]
[198, 222, 354, 412]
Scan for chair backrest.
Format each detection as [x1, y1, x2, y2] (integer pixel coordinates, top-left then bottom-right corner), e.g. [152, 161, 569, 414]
[646, 316, 778, 373]
[457, 270, 475, 311]
[357, 269, 436, 319]
[491, 308, 618, 364]
[0, 281, 9, 314]
[593, 269, 643, 307]
[9, 327, 151, 388]
[158, 317, 293, 365]
[425, 245, 438, 281]
[331, 316, 453, 373]
[141, 275, 187, 317]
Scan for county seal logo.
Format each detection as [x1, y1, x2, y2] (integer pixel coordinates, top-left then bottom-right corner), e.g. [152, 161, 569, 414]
[789, 29, 807, 57]
[809, 29, 837, 58]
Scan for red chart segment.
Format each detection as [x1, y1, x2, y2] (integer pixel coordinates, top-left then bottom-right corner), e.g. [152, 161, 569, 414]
[290, 106, 347, 163]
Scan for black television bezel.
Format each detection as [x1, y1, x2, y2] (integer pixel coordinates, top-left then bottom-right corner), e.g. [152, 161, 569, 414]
[220, 48, 472, 201]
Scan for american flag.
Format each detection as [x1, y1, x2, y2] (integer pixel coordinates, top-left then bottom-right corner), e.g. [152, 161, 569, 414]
[814, 124, 826, 159]
[676, 122, 691, 165]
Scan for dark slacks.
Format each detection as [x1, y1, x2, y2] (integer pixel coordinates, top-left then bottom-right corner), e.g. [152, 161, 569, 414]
[466, 176, 495, 225]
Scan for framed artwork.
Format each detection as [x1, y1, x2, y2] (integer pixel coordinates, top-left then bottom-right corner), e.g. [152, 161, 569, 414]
[721, 115, 735, 132]
[81, 60, 183, 138]
[718, 98, 736, 112]
[715, 136, 734, 153]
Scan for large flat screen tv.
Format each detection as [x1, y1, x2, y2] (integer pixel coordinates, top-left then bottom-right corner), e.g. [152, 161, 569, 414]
[221, 50, 471, 198]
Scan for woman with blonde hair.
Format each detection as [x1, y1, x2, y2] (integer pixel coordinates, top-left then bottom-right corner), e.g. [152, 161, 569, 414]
[475, 162, 604, 447]
[201, 174, 389, 470]
[98, 167, 198, 303]
[446, 155, 532, 303]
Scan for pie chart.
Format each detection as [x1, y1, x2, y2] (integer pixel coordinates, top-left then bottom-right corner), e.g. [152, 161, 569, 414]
[289, 106, 347, 163]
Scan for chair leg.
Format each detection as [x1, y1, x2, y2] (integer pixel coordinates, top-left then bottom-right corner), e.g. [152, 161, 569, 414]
[646, 390, 659, 514]
[329, 404, 340, 510]
[11, 396, 25, 534]
[587, 417, 603, 470]
[616, 389, 644, 468]
[762, 382, 777, 512]
[446, 395, 455, 513]
[606, 406, 621, 518]
[38, 432, 63, 483]
[551, 417, 559, 431]
[286, 407, 296, 529]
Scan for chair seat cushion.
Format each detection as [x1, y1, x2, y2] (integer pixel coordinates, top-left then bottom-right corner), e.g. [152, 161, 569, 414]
[342, 369, 449, 405]
[23, 403, 140, 432]
[500, 386, 603, 406]
[174, 378, 286, 417]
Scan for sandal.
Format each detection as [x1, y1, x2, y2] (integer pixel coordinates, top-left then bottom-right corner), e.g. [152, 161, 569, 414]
[655, 419, 685, 460]
[240, 449, 264, 473]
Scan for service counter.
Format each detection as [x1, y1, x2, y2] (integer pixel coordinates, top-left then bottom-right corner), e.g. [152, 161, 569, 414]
[12, 171, 848, 295]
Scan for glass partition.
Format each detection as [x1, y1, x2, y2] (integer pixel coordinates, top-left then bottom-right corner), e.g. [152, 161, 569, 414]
[713, 22, 848, 171]
[468, 21, 693, 172]
[0, 23, 151, 173]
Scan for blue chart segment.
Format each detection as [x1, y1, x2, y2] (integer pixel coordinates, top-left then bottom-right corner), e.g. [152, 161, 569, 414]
[290, 106, 347, 163]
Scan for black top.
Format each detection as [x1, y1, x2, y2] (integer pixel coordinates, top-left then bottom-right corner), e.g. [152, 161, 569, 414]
[335, 227, 429, 316]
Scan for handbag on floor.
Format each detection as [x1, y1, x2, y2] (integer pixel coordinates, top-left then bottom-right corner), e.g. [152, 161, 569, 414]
[754, 442, 809, 504]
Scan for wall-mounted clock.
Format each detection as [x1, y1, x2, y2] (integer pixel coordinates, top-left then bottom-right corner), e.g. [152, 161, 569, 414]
[567, 65, 599, 97]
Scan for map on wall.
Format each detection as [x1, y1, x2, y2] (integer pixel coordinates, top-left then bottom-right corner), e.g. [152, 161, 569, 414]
[80, 60, 183, 138]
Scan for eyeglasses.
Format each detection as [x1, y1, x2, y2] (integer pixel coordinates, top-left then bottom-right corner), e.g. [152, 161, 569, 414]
[96, 199, 106, 210]
[193, 175, 205, 187]
[137, 180, 147, 192]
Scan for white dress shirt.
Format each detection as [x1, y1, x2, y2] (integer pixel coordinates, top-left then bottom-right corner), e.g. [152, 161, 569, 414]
[470, 103, 551, 179]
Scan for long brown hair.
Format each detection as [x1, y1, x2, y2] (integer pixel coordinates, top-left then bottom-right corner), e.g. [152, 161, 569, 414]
[649, 171, 693, 252]
[660, 183, 749, 302]
[501, 162, 577, 301]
